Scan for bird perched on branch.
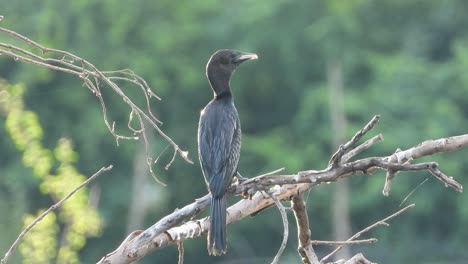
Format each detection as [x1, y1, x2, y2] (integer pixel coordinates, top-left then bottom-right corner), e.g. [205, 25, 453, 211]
[198, 49, 258, 255]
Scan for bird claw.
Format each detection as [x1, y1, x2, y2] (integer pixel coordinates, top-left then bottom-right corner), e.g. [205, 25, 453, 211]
[234, 172, 248, 183]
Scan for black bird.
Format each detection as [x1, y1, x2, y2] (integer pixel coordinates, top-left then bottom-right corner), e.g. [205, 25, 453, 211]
[198, 49, 258, 255]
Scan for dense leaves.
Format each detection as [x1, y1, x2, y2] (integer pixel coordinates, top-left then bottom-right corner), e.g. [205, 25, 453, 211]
[0, 81, 101, 263]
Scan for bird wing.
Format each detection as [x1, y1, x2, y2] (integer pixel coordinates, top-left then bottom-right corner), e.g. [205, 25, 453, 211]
[198, 102, 240, 198]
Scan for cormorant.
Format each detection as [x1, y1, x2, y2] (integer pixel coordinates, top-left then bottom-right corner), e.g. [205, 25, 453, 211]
[198, 49, 258, 256]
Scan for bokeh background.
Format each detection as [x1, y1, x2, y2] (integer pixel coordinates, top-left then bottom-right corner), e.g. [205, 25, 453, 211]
[1, 0, 468, 263]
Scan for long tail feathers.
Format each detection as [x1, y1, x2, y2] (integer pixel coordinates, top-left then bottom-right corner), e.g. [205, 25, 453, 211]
[208, 196, 227, 256]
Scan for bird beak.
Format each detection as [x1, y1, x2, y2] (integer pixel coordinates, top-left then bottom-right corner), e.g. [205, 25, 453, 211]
[233, 52, 258, 63]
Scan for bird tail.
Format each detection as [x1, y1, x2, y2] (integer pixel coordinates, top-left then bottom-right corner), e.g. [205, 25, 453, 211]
[208, 196, 227, 256]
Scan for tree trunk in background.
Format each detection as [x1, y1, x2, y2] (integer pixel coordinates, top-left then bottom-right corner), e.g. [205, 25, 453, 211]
[126, 139, 149, 233]
[327, 59, 352, 261]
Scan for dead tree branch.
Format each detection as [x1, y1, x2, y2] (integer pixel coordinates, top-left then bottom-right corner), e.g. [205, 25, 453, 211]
[383, 135, 467, 195]
[177, 242, 184, 264]
[291, 194, 377, 264]
[343, 254, 375, 264]
[266, 191, 289, 264]
[98, 115, 466, 263]
[320, 203, 415, 263]
[292, 195, 319, 264]
[0, 19, 193, 186]
[311, 239, 377, 246]
[330, 253, 376, 264]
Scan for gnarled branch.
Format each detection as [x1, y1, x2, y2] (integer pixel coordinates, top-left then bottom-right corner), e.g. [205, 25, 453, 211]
[98, 115, 466, 263]
[0, 19, 193, 186]
[292, 195, 319, 264]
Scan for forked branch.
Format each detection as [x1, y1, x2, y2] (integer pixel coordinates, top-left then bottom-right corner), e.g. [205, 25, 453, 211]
[0, 19, 193, 186]
[292, 195, 319, 264]
[98, 115, 467, 263]
[320, 204, 415, 263]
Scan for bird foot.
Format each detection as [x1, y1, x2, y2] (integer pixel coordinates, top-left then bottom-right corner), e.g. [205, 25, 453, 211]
[234, 172, 248, 184]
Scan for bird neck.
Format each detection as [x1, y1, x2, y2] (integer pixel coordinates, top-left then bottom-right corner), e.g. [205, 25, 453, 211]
[215, 90, 232, 100]
[208, 73, 232, 98]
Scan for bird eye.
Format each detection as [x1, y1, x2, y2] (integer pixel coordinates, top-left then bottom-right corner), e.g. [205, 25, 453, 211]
[220, 57, 230, 65]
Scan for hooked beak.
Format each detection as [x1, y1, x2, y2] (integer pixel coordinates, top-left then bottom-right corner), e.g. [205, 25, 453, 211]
[233, 52, 258, 64]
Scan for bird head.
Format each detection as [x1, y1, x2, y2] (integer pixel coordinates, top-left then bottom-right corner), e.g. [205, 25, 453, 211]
[206, 49, 258, 97]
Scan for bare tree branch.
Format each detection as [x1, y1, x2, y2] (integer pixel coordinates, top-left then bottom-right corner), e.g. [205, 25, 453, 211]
[383, 134, 468, 195]
[320, 204, 415, 263]
[329, 115, 380, 166]
[97, 195, 211, 263]
[266, 191, 289, 264]
[343, 253, 376, 264]
[292, 195, 319, 264]
[311, 239, 377, 246]
[291, 185, 376, 264]
[177, 242, 184, 264]
[98, 116, 467, 263]
[329, 253, 376, 264]
[99, 231, 143, 264]
[0, 20, 193, 186]
[342, 134, 383, 162]
[1, 165, 113, 264]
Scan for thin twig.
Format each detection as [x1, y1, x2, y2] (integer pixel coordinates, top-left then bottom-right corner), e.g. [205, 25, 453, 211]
[265, 191, 289, 264]
[320, 204, 415, 263]
[165, 146, 178, 171]
[257, 167, 285, 178]
[329, 115, 380, 166]
[177, 241, 184, 264]
[154, 144, 171, 164]
[135, 112, 166, 185]
[342, 134, 384, 162]
[0, 21, 193, 169]
[428, 166, 463, 192]
[108, 75, 162, 125]
[239, 167, 285, 188]
[399, 178, 429, 207]
[1, 165, 113, 264]
[311, 239, 377, 245]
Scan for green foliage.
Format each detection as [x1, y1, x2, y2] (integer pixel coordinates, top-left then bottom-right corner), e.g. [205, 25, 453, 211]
[19, 212, 58, 264]
[0, 81, 102, 263]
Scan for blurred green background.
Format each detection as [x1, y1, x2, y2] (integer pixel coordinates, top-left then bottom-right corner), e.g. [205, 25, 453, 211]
[1, 0, 468, 263]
